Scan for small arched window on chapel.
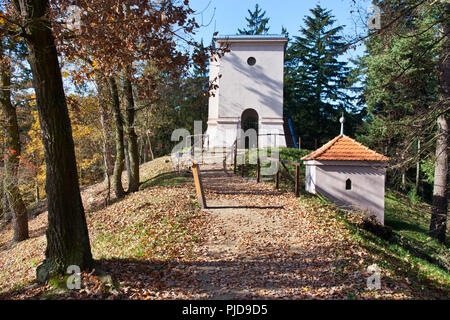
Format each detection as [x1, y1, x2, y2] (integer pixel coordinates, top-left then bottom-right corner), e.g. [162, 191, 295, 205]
[346, 179, 352, 191]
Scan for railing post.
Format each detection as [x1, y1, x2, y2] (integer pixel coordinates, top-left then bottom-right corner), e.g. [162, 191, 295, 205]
[233, 141, 237, 174]
[275, 162, 279, 190]
[191, 161, 207, 209]
[295, 164, 300, 197]
[257, 157, 261, 183]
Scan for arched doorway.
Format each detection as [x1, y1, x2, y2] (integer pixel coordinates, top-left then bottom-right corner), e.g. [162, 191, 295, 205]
[241, 108, 259, 149]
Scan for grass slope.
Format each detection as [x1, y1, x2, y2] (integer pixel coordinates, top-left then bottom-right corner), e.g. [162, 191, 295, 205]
[0, 157, 206, 299]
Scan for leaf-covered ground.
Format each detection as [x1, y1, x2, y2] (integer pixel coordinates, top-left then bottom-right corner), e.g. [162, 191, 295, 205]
[0, 159, 448, 299]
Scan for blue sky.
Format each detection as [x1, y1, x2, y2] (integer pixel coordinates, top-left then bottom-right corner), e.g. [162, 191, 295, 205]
[189, 0, 372, 61]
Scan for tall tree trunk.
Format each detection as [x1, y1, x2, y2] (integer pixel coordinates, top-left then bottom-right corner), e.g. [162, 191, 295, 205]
[35, 180, 40, 204]
[0, 169, 4, 220]
[31, 154, 40, 204]
[95, 76, 114, 179]
[429, 12, 449, 243]
[123, 71, 140, 193]
[142, 139, 148, 164]
[2, 160, 11, 222]
[0, 43, 29, 242]
[415, 139, 421, 193]
[147, 132, 155, 161]
[429, 115, 448, 243]
[401, 168, 406, 191]
[108, 76, 125, 198]
[124, 140, 131, 187]
[400, 155, 406, 191]
[3, 191, 12, 222]
[12, 0, 93, 282]
[95, 76, 114, 205]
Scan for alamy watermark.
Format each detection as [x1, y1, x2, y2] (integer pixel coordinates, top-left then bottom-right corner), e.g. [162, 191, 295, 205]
[66, 265, 81, 290]
[367, 5, 381, 31]
[171, 121, 281, 176]
[66, 5, 82, 32]
[366, 264, 381, 290]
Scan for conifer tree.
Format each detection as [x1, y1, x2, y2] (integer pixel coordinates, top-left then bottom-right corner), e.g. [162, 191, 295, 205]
[238, 4, 270, 35]
[285, 5, 356, 148]
[361, 0, 448, 242]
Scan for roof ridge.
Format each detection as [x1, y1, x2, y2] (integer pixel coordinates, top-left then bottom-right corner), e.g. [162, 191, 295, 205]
[301, 135, 390, 162]
[344, 136, 389, 160]
[301, 136, 342, 161]
[312, 135, 343, 159]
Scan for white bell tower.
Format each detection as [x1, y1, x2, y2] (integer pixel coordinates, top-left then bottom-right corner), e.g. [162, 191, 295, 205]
[206, 35, 288, 149]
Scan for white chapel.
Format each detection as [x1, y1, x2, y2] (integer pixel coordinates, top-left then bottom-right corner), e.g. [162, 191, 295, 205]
[205, 35, 289, 149]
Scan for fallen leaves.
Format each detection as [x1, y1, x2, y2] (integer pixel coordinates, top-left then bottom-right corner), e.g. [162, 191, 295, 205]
[0, 160, 448, 300]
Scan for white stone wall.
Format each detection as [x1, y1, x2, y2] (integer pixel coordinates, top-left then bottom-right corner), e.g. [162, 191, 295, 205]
[208, 54, 221, 120]
[304, 161, 386, 224]
[207, 38, 287, 148]
[305, 165, 316, 194]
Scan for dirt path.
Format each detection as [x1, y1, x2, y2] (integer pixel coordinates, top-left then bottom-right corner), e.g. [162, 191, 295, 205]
[164, 164, 374, 299]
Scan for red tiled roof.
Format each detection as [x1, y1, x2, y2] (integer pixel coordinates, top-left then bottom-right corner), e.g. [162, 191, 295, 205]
[301, 135, 390, 162]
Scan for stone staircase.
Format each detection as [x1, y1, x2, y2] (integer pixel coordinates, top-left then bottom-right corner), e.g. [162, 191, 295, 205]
[170, 147, 246, 169]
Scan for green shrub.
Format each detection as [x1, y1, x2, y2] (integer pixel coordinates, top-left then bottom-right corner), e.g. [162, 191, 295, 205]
[407, 189, 421, 205]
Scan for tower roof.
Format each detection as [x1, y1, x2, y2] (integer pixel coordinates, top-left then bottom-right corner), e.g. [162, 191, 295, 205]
[301, 136, 390, 162]
[214, 34, 288, 43]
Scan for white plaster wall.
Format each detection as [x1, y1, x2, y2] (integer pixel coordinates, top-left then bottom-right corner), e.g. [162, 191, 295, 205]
[305, 165, 316, 194]
[218, 42, 284, 119]
[208, 55, 221, 119]
[312, 163, 386, 224]
[206, 39, 287, 148]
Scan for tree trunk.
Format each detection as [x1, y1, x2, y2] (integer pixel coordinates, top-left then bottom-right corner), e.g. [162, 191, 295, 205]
[429, 13, 449, 243]
[108, 76, 125, 198]
[415, 139, 421, 193]
[95, 76, 114, 205]
[32, 154, 40, 204]
[123, 71, 140, 193]
[0, 171, 4, 220]
[0, 43, 29, 242]
[2, 161, 11, 222]
[147, 131, 155, 161]
[95, 77, 115, 180]
[401, 168, 406, 191]
[12, 0, 93, 282]
[124, 140, 131, 187]
[429, 115, 448, 243]
[142, 139, 148, 164]
[35, 181, 40, 204]
[400, 154, 407, 191]
[3, 190, 12, 222]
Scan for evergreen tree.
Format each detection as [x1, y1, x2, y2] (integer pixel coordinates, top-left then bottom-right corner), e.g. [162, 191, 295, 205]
[181, 43, 209, 133]
[238, 4, 270, 35]
[361, 1, 448, 242]
[361, 1, 439, 189]
[285, 5, 357, 149]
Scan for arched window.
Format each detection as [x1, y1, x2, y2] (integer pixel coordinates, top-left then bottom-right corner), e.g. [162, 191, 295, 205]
[346, 179, 352, 190]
